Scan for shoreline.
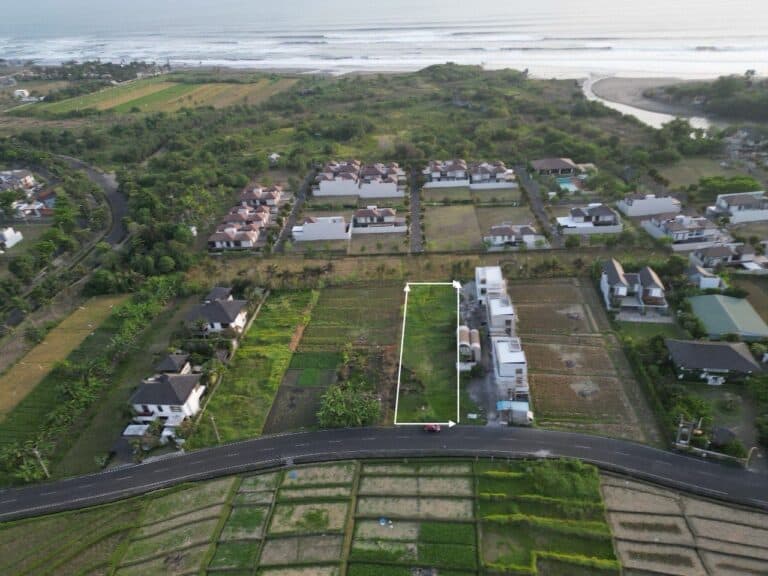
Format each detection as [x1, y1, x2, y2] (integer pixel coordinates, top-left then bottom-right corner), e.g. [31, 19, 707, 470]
[589, 77, 709, 118]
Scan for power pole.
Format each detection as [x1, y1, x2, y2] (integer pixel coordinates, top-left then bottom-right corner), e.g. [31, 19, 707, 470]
[31, 447, 50, 479]
[210, 414, 222, 444]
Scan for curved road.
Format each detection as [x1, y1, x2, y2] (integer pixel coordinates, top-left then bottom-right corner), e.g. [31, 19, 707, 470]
[0, 427, 766, 521]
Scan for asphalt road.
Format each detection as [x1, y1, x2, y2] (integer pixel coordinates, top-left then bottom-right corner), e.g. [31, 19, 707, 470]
[1, 426, 766, 522]
[514, 165, 562, 248]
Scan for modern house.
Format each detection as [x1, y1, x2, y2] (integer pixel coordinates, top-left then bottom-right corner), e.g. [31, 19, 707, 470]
[468, 161, 516, 189]
[556, 204, 622, 235]
[186, 297, 249, 334]
[707, 191, 768, 224]
[422, 159, 469, 186]
[240, 185, 282, 208]
[641, 214, 724, 250]
[0, 169, 36, 192]
[617, 193, 681, 217]
[483, 223, 547, 249]
[491, 336, 528, 399]
[130, 373, 206, 427]
[665, 339, 761, 384]
[689, 294, 768, 341]
[600, 259, 668, 312]
[207, 225, 261, 250]
[690, 244, 755, 269]
[292, 216, 351, 242]
[0, 227, 23, 251]
[687, 264, 724, 290]
[475, 266, 507, 305]
[351, 206, 407, 234]
[487, 293, 516, 335]
[530, 157, 579, 176]
[315, 160, 405, 198]
[155, 353, 192, 375]
[13, 89, 29, 99]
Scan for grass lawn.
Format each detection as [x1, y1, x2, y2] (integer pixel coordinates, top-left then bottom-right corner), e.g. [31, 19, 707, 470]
[615, 321, 688, 341]
[348, 233, 408, 255]
[475, 206, 537, 233]
[27, 79, 175, 114]
[424, 205, 482, 251]
[728, 276, 768, 323]
[305, 196, 360, 209]
[658, 157, 749, 189]
[52, 296, 199, 477]
[187, 291, 318, 447]
[397, 284, 457, 423]
[422, 186, 472, 203]
[471, 187, 522, 204]
[0, 294, 129, 421]
[0, 223, 51, 277]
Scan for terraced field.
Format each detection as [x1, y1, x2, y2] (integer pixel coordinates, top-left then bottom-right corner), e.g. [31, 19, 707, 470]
[18, 77, 298, 115]
[0, 459, 628, 575]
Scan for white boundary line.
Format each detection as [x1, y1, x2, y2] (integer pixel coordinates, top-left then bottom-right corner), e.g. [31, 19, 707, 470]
[394, 281, 460, 427]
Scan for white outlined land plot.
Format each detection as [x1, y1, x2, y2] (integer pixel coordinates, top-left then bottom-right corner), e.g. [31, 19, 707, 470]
[394, 281, 461, 426]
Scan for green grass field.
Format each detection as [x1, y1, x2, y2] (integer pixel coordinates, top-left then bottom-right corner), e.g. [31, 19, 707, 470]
[397, 284, 458, 423]
[422, 186, 472, 203]
[615, 321, 688, 341]
[424, 205, 483, 251]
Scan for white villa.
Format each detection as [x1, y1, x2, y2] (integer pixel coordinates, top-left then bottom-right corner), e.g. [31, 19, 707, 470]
[641, 213, 726, 251]
[0, 227, 23, 251]
[315, 160, 405, 198]
[491, 336, 529, 399]
[557, 204, 622, 235]
[208, 225, 261, 250]
[186, 297, 249, 334]
[240, 185, 282, 208]
[130, 373, 205, 427]
[423, 159, 516, 190]
[351, 206, 407, 234]
[707, 191, 768, 224]
[600, 259, 668, 312]
[292, 216, 351, 241]
[475, 266, 507, 305]
[483, 223, 546, 249]
[617, 193, 681, 217]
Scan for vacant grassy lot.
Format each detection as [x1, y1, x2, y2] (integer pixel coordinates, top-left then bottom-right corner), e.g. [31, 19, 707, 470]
[0, 223, 51, 278]
[397, 284, 457, 423]
[188, 291, 318, 447]
[29, 79, 176, 114]
[421, 186, 472, 202]
[731, 276, 768, 323]
[471, 186, 522, 204]
[475, 205, 537, 233]
[0, 294, 129, 418]
[348, 232, 408, 255]
[264, 285, 402, 433]
[424, 205, 482, 251]
[659, 157, 747, 189]
[615, 321, 688, 341]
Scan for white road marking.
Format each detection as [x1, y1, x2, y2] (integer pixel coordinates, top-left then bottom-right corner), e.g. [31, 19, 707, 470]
[362, 437, 376, 441]
[152, 468, 169, 473]
[40, 491, 58, 496]
[295, 443, 309, 447]
[656, 461, 672, 467]
[79, 483, 94, 489]
[616, 451, 631, 456]
[0, 498, 17, 504]
[259, 447, 275, 452]
[116, 475, 133, 481]
[189, 459, 206, 465]
[327, 440, 342, 444]
[574, 445, 592, 450]
[224, 452, 240, 458]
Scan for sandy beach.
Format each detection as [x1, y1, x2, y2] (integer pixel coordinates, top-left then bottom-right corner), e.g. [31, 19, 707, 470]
[590, 77, 706, 118]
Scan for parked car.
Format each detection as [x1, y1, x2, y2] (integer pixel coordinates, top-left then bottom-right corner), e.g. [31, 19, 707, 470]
[423, 424, 441, 432]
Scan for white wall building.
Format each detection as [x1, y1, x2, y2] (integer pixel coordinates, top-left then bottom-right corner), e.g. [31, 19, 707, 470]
[492, 336, 528, 398]
[292, 216, 351, 241]
[557, 204, 622, 235]
[130, 373, 206, 426]
[0, 227, 23, 251]
[475, 266, 507, 304]
[617, 194, 681, 217]
[707, 191, 768, 224]
[487, 294, 516, 335]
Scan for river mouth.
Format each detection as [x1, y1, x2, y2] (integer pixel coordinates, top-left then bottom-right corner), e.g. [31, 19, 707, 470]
[581, 76, 716, 130]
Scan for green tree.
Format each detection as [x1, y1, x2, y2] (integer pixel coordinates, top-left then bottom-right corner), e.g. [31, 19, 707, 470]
[317, 381, 380, 428]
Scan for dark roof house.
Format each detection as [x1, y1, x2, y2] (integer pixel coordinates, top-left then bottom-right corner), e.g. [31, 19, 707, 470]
[666, 339, 761, 377]
[154, 353, 191, 374]
[129, 373, 203, 407]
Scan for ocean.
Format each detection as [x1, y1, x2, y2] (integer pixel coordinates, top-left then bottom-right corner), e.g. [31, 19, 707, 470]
[1, 0, 767, 78]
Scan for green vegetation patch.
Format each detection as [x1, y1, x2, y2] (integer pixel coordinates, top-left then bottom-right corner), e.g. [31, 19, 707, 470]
[423, 205, 483, 251]
[120, 518, 220, 563]
[188, 290, 318, 447]
[397, 284, 458, 423]
[419, 522, 476, 545]
[141, 478, 235, 524]
[220, 505, 269, 540]
[209, 540, 259, 570]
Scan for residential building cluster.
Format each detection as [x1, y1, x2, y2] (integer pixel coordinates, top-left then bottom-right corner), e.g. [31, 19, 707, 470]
[600, 259, 668, 315]
[122, 287, 250, 451]
[315, 160, 405, 198]
[557, 203, 622, 235]
[0, 170, 58, 219]
[707, 191, 768, 224]
[292, 205, 407, 242]
[208, 184, 283, 250]
[423, 159, 517, 190]
[483, 223, 548, 249]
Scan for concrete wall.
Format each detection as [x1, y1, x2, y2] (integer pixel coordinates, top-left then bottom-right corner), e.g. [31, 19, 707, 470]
[315, 180, 359, 196]
[560, 224, 622, 235]
[423, 179, 471, 189]
[351, 224, 408, 235]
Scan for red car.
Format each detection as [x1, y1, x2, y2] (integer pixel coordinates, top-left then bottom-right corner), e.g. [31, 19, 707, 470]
[423, 424, 441, 432]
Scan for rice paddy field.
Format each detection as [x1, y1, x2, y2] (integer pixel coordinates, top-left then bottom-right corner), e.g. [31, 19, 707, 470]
[16, 77, 298, 116]
[264, 284, 403, 433]
[0, 458, 639, 576]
